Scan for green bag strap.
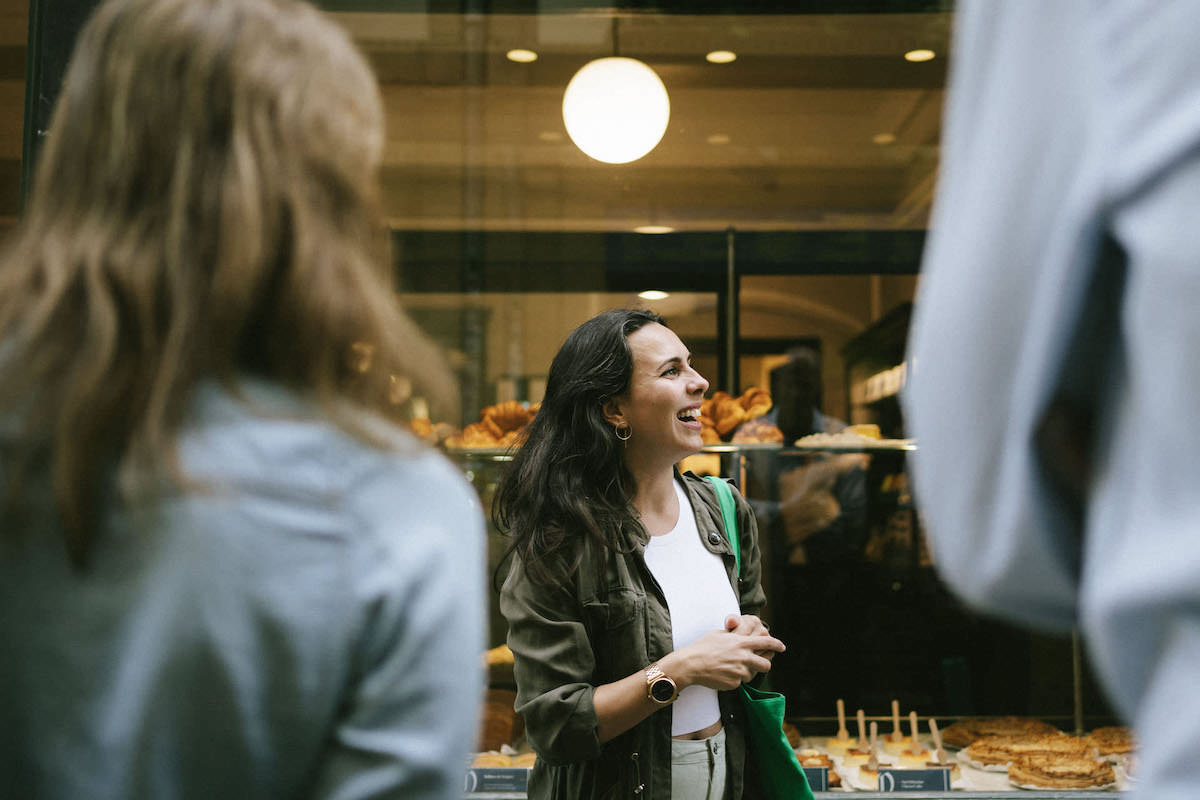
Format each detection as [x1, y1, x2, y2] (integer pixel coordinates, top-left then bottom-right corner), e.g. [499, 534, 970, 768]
[705, 475, 740, 577]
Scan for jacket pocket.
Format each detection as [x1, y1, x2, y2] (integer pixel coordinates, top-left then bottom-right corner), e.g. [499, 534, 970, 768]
[583, 588, 647, 679]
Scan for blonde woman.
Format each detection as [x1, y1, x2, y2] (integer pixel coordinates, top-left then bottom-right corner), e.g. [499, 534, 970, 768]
[0, 1, 484, 798]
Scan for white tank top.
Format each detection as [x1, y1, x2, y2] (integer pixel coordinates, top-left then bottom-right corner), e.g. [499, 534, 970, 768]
[643, 479, 741, 735]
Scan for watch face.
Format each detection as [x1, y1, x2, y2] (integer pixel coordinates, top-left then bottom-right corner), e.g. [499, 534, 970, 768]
[650, 678, 676, 703]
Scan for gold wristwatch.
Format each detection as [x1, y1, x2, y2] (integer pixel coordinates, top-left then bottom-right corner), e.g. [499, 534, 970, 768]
[645, 664, 679, 706]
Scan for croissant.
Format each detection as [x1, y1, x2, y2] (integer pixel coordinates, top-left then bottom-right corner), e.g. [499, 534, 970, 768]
[409, 417, 434, 440]
[714, 400, 746, 436]
[482, 415, 504, 440]
[460, 422, 499, 448]
[739, 387, 772, 420]
[497, 429, 524, 448]
[483, 400, 531, 432]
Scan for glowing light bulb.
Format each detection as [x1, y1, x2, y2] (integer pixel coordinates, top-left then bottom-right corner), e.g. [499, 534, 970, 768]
[562, 57, 670, 164]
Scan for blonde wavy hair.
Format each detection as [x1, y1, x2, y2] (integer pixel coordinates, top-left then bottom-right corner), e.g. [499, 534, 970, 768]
[0, 0, 455, 566]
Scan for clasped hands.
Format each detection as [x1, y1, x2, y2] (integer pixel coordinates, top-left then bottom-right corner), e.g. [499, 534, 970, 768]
[671, 614, 785, 691]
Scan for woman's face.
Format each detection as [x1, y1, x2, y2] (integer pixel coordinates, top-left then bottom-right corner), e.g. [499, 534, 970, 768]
[612, 322, 710, 466]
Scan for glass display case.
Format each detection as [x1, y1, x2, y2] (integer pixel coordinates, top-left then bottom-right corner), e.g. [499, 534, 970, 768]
[444, 297, 1126, 796]
[451, 437, 1127, 798]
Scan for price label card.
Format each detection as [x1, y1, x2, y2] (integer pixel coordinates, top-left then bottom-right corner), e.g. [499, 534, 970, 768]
[876, 767, 952, 792]
[464, 768, 530, 793]
[800, 766, 828, 791]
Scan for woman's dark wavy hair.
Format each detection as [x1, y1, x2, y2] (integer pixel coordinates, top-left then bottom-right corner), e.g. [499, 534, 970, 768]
[493, 308, 664, 590]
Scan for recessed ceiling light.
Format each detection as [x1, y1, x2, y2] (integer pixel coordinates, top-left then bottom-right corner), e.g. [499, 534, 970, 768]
[638, 290, 670, 300]
[634, 225, 675, 234]
[904, 49, 935, 62]
[705, 50, 737, 64]
[707, 133, 731, 145]
[872, 132, 896, 145]
[506, 48, 538, 63]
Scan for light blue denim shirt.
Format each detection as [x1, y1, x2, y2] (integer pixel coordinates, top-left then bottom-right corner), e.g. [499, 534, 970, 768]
[0, 379, 486, 800]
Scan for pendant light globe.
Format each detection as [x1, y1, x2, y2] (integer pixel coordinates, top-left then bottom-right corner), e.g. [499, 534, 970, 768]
[562, 57, 670, 164]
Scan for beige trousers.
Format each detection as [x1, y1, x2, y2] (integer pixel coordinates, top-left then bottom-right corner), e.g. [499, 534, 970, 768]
[670, 727, 727, 800]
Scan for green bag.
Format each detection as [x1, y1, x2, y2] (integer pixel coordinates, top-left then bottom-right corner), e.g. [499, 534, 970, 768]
[706, 476, 815, 800]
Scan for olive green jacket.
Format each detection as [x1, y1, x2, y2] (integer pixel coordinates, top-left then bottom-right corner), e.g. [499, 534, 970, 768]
[500, 471, 768, 800]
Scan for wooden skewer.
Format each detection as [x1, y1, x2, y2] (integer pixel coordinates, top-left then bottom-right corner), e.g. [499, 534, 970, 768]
[929, 718, 949, 764]
[890, 699, 903, 741]
[868, 721, 880, 771]
[857, 708, 868, 748]
[908, 710, 921, 746]
[836, 698, 849, 740]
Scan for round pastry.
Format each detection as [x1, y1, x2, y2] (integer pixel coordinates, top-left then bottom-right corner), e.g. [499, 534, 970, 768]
[842, 748, 872, 766]
[965, 733, 1088, 768]
[1009, 754, 1116, 790]
[881, 734, 910, 755]
[510, 752, 537, 768]
[825, 734, 855, 754]
[1085, 725, 1135, 756]
[898, 748, 930, 767]
[940, 716, 1060, 749]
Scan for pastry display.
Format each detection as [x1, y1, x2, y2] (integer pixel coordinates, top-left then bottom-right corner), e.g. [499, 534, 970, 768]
[1008, 753, 1117, 790]
[444, 401, 539, 449]
[471, 751, 537, 769]
[842, 747, 873, 766]
[471, 752, 513, 768]
[793, 423, 913, 450]
[478, 688, 521, 752]
[941, 716, 1060, 749]
[731, 417, 784, 444]
[1085, 725, 1136, 757]
[407, 417, 458, 446]
[843, 423, 881, 439]
[699, 387, 779, 443]
[825, 699, 854, 753]
[882, 700, 910, 754]
[795, 750, 842, 787]
[924, 760, 961, 781]
[965, 732, 1088, 769]
[781, 721, 802, 748]
[897, 710, 929, 765]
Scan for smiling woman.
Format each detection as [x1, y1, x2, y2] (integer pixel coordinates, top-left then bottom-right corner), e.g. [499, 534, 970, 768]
[494, 308, 785, 800]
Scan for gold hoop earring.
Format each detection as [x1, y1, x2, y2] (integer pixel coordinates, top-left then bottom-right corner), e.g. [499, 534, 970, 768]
[615, 425, 632, 441]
